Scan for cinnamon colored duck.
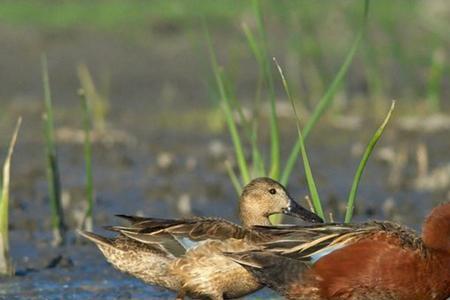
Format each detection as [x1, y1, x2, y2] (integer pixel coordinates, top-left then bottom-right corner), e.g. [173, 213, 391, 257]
[79, 177, 322, 299]
[229, 202, 450, 300]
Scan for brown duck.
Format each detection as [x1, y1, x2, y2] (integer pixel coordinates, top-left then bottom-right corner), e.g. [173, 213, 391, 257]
[79, 177, 322, 299]
[228, 202, 450, 300]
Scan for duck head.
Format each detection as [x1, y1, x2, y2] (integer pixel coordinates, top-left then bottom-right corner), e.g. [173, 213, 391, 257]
[239, 177, 323, 227]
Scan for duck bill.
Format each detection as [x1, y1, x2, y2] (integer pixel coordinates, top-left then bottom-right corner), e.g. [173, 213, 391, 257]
[283, 198, 323, 223]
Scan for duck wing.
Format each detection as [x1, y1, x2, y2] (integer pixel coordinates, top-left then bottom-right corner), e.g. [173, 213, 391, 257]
[253, 221, 423, 261]
[105, 216, 268, 257]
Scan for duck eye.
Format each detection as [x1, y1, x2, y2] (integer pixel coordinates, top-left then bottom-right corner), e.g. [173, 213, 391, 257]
[269, 188, 277, 195]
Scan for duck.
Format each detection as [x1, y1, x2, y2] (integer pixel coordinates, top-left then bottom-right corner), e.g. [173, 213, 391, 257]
[228, 202, 450, 300]
[79, 177, 322, 299]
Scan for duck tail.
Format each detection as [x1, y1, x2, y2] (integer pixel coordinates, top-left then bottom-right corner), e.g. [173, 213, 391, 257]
[78, 230, 113, 248]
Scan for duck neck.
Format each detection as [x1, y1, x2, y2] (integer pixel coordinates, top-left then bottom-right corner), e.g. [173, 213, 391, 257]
[239, 205, 272, 227]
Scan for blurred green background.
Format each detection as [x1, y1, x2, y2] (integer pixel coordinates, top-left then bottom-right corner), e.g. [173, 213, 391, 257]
[0, 0, 448, 123]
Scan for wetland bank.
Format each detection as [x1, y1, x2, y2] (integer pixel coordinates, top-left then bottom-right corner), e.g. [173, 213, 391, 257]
[0, 1, 449, 299]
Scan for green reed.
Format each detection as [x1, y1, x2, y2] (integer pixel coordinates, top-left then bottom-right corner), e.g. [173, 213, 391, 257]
[280, 0, 370, 185]
[206, 0, 285, 192]
[274, 58, 324, 219]
[208, 0, 370, 198]
[207, 45, 248, 189]
[77, 63, 110, 131]
[41, 54, 65, 246]
[275, 58, 394, 222]
[426, 48, 445, 112]
[78, 89, 95, 231]
[0, 118, 21, 276]
[345, 101, 395, 222]
[208, 0, 386, 223]
[253, 0, 280, 180]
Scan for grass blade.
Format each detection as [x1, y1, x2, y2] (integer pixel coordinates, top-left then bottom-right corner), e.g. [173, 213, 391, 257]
[250, 133, 265, 177]
[78, 89, 95, 231]
[242, 22, 267, 177]
[225, 160, 242, 195]
[205, 25, 250, 186]
[253, 0, 280, 179]
[344, 101, 395, 222]
[274, 58, 325, 220]
[77, 63, 109, 131]
[242, 22, 263, 63]
[426, 48, 445, 112]
[0, 118, 21, 276]
[281, 0, 371, 185]
[225, 76, 266, 178]
[258, 9, 284, 220]
[41, 54, 65, 246]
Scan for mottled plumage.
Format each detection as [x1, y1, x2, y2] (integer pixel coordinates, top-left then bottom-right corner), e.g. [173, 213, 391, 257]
[79, 177, 322, 299]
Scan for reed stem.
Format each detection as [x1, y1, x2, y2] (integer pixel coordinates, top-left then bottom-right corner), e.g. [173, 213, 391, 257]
[275, 58, 325, 220]
[0, 118, 22, 276]
[41, 54, 65, 246]
[79, 89, 95, 231]
[344, 101, 395, 222]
